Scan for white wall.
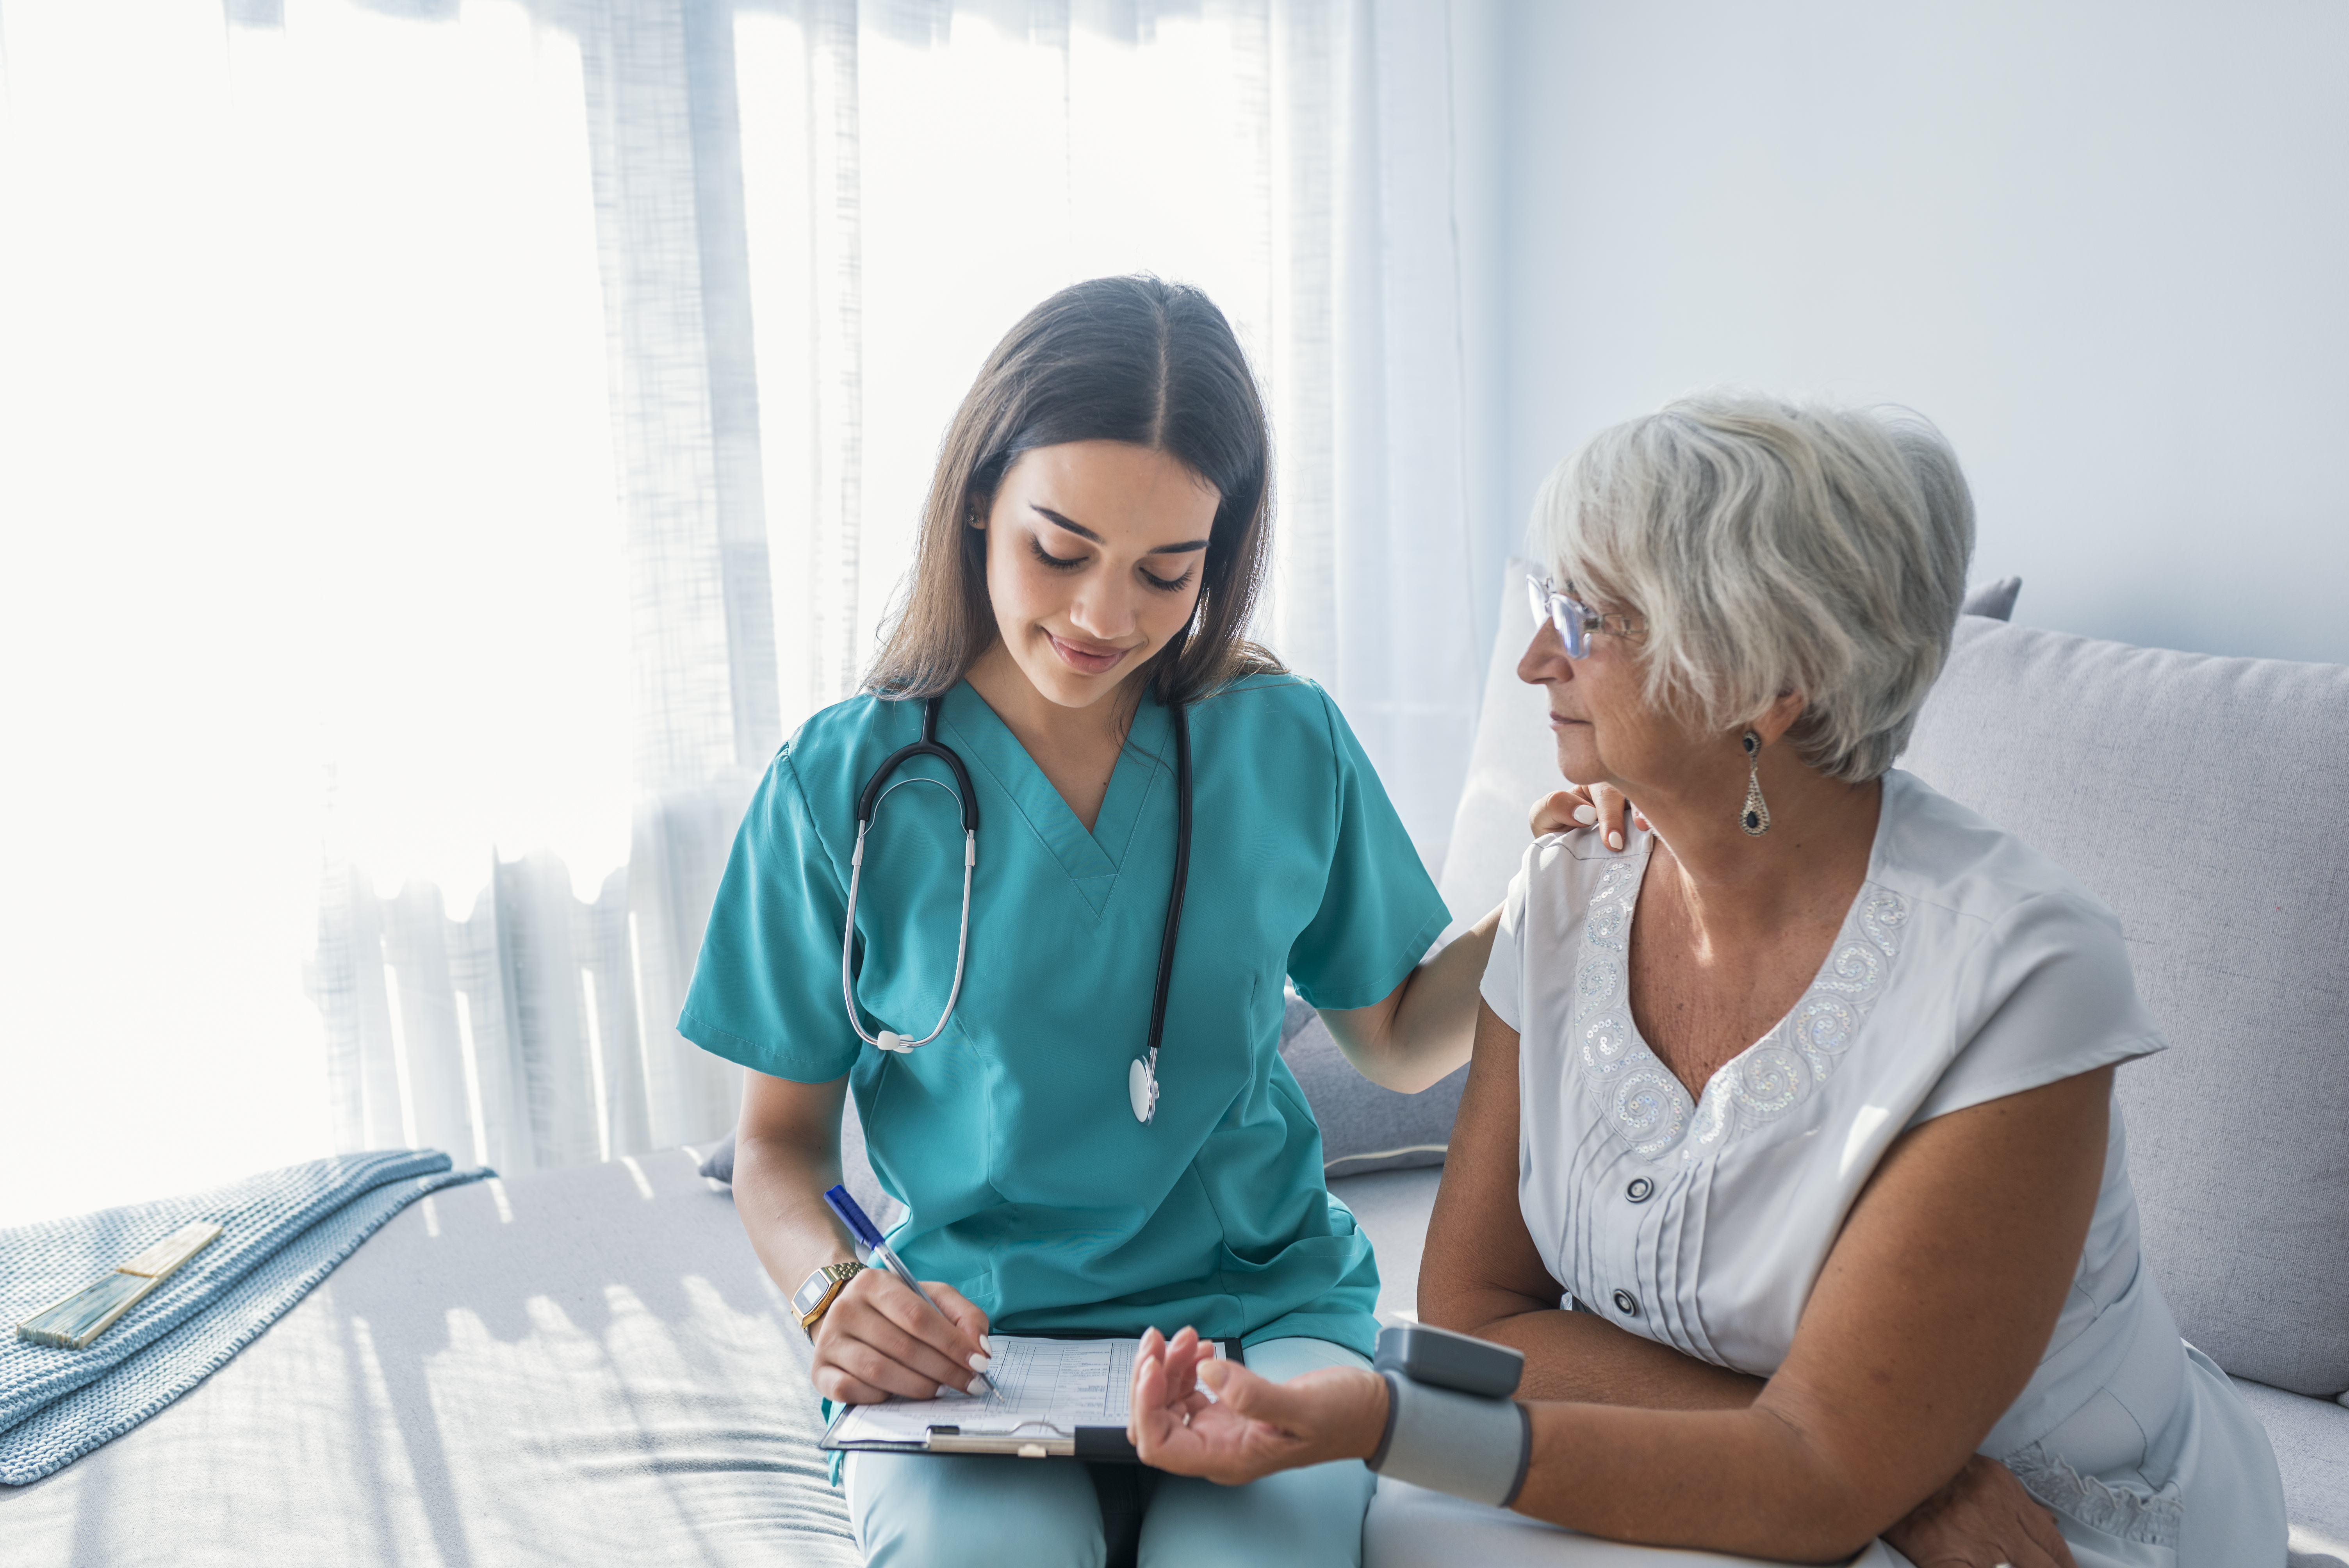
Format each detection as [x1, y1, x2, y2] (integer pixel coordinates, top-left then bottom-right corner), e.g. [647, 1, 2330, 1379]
[1498, 0, 2349, 667]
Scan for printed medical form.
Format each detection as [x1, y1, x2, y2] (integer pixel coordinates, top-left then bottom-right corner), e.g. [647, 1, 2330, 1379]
[825, 1335, 1228, 1451]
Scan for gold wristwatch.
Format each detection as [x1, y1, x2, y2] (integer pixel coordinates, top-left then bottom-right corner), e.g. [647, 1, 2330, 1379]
[791, 1260, 864, 1336]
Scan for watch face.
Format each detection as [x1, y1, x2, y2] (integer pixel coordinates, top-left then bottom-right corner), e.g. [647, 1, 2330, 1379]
[792, 1272, 833, 1317]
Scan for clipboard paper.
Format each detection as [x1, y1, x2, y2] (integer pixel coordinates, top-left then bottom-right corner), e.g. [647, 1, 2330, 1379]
[820, 1334, 1239, 1463]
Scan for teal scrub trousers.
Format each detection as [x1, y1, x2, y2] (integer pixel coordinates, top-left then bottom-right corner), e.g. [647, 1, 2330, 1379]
[844, 1338, 1375, 1567]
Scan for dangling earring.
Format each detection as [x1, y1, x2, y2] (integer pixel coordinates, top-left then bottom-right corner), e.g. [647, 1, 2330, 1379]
[1739, 731, 1770, 837]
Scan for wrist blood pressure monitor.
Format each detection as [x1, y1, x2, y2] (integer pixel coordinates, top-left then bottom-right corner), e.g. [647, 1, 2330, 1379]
[1365, 1322, 1532, 1508]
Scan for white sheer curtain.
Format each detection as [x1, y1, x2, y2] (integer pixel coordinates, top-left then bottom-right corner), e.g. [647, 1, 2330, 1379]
[0, 0, 1501, 1223]
[0, 0, 630, 1223]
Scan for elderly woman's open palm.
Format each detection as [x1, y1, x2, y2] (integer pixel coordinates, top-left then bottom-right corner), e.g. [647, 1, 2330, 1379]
[1126, 1327, 1379, 1486]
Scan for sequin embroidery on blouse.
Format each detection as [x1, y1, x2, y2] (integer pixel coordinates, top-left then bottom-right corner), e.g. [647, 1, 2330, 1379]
[1567, 849, 1909, 1162]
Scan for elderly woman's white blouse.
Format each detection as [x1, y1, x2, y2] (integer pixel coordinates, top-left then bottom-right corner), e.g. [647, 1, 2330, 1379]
[1479, 770, 2284, 1566]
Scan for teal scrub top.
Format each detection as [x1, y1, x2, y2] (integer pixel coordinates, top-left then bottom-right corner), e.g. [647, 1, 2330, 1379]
[679, 674, 1449, 1356]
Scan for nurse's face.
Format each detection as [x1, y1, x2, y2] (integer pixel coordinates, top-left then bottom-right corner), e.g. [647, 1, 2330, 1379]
[974, 441, 1219, 711]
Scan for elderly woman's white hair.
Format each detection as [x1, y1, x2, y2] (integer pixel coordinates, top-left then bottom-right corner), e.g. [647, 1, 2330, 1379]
[1535, 392, 1974, 782]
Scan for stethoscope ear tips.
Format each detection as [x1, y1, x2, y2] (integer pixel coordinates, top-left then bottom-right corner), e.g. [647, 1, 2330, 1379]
[877, 1030, 913, 1053]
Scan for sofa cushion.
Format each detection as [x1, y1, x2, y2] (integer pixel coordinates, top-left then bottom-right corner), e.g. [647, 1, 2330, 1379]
[1327, 1165, 1445, 1322]
[2230, 1379, 2349, 1566]
[1903, 620, 2349, 1397]
[1281, 995, 1464, 1177]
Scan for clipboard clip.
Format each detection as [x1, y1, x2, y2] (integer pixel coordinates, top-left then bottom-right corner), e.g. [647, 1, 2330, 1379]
[923, 1421, 1076, 1459]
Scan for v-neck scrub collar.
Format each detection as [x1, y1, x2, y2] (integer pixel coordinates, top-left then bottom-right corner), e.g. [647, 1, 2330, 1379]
[934, 681, 1174, 918]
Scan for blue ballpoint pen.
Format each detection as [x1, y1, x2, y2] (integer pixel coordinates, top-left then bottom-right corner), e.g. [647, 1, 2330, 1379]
[822, 1184, 998, 1402]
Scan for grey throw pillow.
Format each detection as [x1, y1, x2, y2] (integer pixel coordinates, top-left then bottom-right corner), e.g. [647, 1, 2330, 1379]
[1960, 575, 2022, 620]
[696, 1136, 735, 1183]
[1280, 992, 1463, 1177]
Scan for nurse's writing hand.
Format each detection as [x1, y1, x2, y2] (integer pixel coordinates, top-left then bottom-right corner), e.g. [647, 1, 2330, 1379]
[810, 1268, 993, 1405]
[1126, 1326, 1384, 1486]
[1529, 782, 1644, 851]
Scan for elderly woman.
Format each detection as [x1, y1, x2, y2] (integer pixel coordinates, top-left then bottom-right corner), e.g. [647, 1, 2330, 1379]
[1127, 396, 2287, 1566]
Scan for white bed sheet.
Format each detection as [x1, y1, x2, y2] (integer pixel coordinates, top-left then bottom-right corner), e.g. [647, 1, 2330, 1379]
[0, 1148, 859, 1568]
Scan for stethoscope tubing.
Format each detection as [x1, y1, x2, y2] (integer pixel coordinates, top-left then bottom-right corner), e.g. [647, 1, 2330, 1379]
[841, 697, 982, 1053]
[840, 782, 975, 1053]
[841, 693, 1192, 1107]
[1137, 702, 1192, 1092]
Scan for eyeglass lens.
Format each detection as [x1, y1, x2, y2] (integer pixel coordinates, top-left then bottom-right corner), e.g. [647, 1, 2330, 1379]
[1527, 577, 1590, 657]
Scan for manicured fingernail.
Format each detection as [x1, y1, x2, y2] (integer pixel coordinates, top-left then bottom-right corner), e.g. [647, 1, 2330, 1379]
[936, 1384, 958, 1400]
[1572, 804, 1597, 825]
[967, 1377, 988, 1396]
[968, 1352, 992, 1371]
[1608, 831, 1624, 850]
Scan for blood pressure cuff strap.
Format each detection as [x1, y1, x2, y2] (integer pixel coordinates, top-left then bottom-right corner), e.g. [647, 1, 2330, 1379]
[1365, 1370, 1532, 1508]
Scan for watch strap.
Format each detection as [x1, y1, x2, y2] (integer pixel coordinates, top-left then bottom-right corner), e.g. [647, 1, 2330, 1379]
[796, 1260, 864, 1336]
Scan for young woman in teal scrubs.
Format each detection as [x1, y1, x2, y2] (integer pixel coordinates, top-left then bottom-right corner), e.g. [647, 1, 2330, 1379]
[677, 276, 1501, 1566]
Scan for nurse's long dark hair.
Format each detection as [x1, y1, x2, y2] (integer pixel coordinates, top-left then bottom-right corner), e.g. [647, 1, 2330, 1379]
[864, 275, 1283, 707]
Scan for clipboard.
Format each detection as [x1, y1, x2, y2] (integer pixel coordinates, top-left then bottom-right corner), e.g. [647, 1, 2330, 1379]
[818, 1329, 1246, 1463]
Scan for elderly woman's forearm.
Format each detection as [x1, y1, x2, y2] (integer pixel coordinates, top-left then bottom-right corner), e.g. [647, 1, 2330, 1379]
[1510, 1402, 1885, 1562]
[1318, 909, 1500, 1091]
[1436, 1302, 1762, 1410]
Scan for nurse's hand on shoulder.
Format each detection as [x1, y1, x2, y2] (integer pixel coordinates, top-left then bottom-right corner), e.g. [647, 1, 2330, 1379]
[811, 1268, 993, 1405]
[1126, 1326, 1381, 1486]
[1529, 782, 1645, 851]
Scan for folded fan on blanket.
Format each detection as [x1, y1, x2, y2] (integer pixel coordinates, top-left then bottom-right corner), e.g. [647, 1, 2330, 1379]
[0, 1149, 491, 1484]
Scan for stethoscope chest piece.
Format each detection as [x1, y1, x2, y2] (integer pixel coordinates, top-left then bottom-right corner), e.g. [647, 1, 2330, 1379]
[1128, 1053, 1160, 1125]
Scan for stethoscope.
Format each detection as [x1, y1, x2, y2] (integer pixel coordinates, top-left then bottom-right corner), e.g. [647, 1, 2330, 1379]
[840, 694, 1192, 1125]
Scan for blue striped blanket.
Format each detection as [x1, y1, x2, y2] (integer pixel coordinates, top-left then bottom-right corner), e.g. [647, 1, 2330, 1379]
[0, 1149, 490, 1484]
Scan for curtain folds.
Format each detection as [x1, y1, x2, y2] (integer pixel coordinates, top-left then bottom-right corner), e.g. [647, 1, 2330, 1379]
[292, 0, 1501, 1177]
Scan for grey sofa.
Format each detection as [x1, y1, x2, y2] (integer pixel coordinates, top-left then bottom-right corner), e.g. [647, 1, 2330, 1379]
[6, 588, 2343, 1566]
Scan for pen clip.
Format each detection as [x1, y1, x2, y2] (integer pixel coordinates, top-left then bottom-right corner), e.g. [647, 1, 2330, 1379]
[823, 1184, 887, 1252]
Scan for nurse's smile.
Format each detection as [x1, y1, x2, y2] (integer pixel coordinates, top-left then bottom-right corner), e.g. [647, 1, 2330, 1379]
[1048, 631, 1133, 676]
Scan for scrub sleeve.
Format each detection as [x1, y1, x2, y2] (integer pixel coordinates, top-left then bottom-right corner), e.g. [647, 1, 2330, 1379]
[679, 748, 861, 1084]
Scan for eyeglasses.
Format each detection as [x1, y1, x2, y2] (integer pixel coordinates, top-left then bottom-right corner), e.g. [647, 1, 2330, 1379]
[1527, 574, 1647, 659]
